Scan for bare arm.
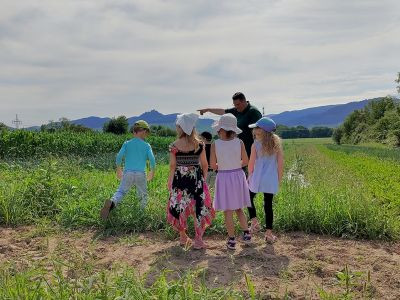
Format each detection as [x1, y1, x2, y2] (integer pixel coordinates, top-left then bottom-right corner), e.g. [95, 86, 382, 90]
[199, 145, 208, 179]
[167, 151, 176, 190]
[210, 143, 218, 171]
[197, 108, 225, 116]
[248, 143, 256, 176]
[240, 140, 249, 167]
[277, 147, 284, 184]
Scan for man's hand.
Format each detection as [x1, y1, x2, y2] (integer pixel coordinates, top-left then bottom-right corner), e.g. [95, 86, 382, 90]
[116, 167, 123, 180]
[147, 170, 155, 181]
[197, 108, 208, 116]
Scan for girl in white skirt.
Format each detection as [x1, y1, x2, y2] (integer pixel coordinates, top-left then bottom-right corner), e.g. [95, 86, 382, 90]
[210, 113, 252, 250]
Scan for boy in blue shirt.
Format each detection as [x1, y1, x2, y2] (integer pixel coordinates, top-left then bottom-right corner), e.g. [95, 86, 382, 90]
[100, 120, 156, 220]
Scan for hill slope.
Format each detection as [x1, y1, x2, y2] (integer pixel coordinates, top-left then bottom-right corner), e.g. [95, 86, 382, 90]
[268, 99, 378, 127]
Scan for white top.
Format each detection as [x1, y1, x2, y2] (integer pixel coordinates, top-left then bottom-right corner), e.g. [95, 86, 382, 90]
[214, 138, 242, 171]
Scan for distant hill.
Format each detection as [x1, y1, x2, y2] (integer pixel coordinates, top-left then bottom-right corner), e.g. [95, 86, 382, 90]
[71, 110, 215, 133]
[71, 116, 111, 130]
[267, 98, 381, 128]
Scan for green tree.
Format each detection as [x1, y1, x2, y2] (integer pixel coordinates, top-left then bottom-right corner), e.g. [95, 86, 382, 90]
[332, 126, 344, 144]
[103, 116, 129, 135]
[40, 118, 92, 133]
[149, 125, 176, 137]
[0, 122, 8, 131]
[310, 127, 333, 138]
[396, 72, 400, 93]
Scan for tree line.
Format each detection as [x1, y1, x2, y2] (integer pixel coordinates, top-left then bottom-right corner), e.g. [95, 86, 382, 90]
[276, 125, 333, 139]
[333, 96, 400, 147]
[333, 73, 400, 147]
[1, 116, 333, 139]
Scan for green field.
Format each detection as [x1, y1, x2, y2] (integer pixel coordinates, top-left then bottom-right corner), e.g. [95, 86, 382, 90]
[1, 131, 399, 298]
[1, 132, 399, 239]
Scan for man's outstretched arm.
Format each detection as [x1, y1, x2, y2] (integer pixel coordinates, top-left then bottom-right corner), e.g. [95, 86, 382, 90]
[197, 108, 225, 115]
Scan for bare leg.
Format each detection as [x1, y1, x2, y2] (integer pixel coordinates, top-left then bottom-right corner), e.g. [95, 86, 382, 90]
[193, 213, 207, 249]
[224, 210, 235, 237]
[179, 230, 191, 246]
[235, 209, 249, 231]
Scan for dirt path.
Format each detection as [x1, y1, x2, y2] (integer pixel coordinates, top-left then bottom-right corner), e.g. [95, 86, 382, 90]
[0, 227, 399, 299]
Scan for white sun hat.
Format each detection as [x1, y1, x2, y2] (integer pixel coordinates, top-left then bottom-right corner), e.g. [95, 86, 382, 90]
[211, 113, 242, 134]
[176, 113, 199, 135]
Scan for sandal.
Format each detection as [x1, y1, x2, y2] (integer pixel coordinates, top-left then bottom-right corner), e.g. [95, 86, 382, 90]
[265, 233, 277, 244]
[250, 220, 261, 233]
[193, 238, 207, 250]
[179, 234, 192, 247]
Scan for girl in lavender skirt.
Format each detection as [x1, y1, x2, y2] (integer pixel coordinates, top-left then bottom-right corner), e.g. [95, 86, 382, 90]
[210, 113, 252, 250]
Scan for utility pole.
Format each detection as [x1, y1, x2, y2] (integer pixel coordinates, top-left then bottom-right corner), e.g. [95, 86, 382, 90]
[12, 114, 22, 129]
[262, 107, 265, 115]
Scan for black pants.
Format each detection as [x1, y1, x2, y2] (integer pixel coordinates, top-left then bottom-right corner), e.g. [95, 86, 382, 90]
[248, 192, 274, 230]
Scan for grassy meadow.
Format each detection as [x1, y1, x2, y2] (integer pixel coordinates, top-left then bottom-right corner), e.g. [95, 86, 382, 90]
[1, 133, 399, 240]
[1, 131, 399, 299]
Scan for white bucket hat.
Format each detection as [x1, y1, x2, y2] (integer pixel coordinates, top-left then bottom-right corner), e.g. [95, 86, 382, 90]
[176, 113, 199, 135]
[211, 113, 242, 134]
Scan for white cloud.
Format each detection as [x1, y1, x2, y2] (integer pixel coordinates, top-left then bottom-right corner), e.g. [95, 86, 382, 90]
[0, 0, 399, 126]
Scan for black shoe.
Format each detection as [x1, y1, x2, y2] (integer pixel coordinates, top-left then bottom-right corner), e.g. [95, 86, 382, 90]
[226, 237, 236, 250]
[242, 231, 252, 244]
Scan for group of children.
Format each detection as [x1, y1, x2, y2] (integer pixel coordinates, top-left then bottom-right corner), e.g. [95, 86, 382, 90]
[100, 113, 284, 250]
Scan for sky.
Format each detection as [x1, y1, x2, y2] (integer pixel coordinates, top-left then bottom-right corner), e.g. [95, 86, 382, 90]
[1, 0, 399, 127]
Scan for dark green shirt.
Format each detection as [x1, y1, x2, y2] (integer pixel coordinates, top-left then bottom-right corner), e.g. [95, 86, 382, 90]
[225, 102, 262, 156]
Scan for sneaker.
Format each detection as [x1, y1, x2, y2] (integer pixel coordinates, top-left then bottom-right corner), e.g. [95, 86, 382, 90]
[242, 231, 252, 244]
[226, 238, 236, 250]
[100, 200, 114, 220]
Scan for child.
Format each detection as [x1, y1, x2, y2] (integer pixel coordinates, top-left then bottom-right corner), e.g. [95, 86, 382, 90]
[167, 113, 215, 250]
[210, 113, 252, 250]
[247, 117, 283, 243]
[100, 120, 155, 220]
[200, 131, 216, 188]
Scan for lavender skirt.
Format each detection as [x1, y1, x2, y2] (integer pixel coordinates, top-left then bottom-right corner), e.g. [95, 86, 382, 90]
[214, 168, 251, 211]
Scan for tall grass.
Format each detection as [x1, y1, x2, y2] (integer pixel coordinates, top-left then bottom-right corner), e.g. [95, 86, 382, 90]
[1, 131, 399, 240]
[267, 142, 400, 239]
[1, 141, 399, 240]
[326, 143, 400, 162]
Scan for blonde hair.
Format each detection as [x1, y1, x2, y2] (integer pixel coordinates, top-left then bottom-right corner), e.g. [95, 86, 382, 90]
[218, 129, 236, 139]
[254, 128, 281, 156]
[176, 126, 202, 150]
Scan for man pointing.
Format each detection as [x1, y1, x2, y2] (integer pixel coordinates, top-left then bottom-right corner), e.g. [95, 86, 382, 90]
[198, 92, 262, 157]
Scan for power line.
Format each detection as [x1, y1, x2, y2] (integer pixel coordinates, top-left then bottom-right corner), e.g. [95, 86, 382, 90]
[12, 114, 22, 129]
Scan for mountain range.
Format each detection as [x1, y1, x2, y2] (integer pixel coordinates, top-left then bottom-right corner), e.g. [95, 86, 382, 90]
[267, 98, 382, 127]
[71, 110, 215, 133]
[18, 97, 392, 131]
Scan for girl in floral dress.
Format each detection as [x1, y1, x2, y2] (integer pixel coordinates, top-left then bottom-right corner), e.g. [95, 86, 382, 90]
[167, 113, 215, 249]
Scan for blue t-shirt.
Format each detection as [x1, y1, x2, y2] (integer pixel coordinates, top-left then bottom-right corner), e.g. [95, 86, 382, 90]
[116, 138, 156, 172]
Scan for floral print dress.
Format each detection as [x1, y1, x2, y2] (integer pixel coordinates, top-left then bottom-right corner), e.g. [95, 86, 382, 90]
[167, 143, 215, 236]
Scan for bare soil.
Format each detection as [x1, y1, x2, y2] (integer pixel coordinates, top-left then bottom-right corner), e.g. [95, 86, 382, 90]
[0, 227, 399, 299]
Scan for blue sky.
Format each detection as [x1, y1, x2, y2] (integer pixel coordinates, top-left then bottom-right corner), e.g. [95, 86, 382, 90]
[1, 0, 399, 127]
